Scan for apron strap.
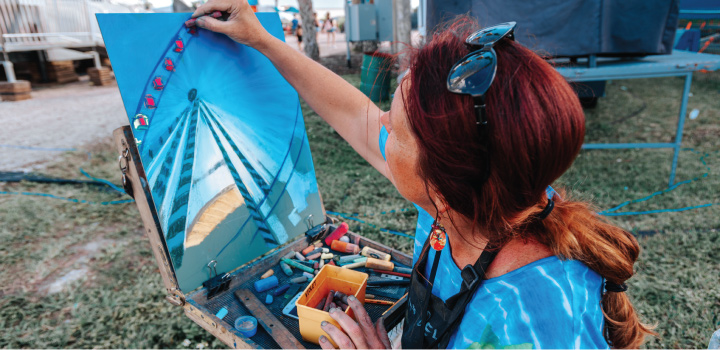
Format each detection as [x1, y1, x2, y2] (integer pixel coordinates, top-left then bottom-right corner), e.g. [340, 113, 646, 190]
[404, 228, 500, 349]
[460, 244, 498, 294]
[428, 247, 498, 348]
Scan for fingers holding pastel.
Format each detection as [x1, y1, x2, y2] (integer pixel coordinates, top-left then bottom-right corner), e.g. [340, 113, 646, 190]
[318, 334, 335, 350]
[328, 307, 370, 349]
[190, 0, 230, 19]
[374, 318, 392, 349]
[183, 0, 268, 45]
[186, 9, 223, 27]
[320, 319, 356, 349]
[346, 296, 385, 349]
[196, 16, 227, 32]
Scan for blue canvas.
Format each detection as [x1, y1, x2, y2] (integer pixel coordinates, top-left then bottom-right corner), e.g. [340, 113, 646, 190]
[98, 13, 325, 293]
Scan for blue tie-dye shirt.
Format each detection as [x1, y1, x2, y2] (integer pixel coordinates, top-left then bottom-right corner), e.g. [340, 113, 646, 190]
[379, 126, 609, 349]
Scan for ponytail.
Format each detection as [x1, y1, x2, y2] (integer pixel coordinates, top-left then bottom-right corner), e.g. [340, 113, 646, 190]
[537, 189, 657, 348]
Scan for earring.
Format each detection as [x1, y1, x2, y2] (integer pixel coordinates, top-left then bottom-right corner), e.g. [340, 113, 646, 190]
[429, 218, 447, 251]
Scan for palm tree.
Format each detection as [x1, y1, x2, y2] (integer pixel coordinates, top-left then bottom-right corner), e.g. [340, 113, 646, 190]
[298, 0, 319, 60]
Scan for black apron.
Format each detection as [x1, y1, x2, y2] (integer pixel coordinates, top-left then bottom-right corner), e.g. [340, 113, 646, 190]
[401, 231, 498, 349]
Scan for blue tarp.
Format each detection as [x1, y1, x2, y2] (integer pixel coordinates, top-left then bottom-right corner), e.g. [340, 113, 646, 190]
[426, 0, 680, 58]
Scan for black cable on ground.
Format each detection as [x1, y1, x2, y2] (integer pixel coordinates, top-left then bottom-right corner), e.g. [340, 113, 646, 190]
[0, 172, 123, 194]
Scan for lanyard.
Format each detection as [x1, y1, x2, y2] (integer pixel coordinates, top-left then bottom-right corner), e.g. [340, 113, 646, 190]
[401, 232, 498, 348]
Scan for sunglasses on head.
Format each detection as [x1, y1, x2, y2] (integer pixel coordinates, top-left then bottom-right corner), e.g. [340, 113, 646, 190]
[446, 21, 517, 128]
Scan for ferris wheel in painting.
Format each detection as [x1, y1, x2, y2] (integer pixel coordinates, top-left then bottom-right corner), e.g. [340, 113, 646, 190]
[128, 16, 281, 268]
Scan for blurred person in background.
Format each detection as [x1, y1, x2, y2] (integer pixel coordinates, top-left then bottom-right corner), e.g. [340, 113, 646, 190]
[291, 14, 299, 35]
[295, 14, 302, 50]
[322, 12, 335, 46]
[313, 12, 319, 33]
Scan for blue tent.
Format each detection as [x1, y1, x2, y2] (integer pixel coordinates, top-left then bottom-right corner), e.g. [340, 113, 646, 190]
[424, 0, 679, 58]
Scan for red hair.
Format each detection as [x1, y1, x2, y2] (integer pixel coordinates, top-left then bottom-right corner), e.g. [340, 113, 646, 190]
[401, 16, 656, 348]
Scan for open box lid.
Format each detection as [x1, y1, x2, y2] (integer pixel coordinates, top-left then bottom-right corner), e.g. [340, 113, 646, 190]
[98, 13, 326, 294]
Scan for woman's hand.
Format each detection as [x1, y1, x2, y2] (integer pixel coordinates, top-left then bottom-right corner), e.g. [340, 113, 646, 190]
[319, 295, 392, 349]
[185, 0, 272, 48]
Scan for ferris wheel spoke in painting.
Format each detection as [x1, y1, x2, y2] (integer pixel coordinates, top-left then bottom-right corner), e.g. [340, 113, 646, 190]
[99, 13, 325, 293]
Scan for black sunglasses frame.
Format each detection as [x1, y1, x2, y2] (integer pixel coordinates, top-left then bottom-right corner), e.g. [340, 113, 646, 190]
[446, 22, 517, 128]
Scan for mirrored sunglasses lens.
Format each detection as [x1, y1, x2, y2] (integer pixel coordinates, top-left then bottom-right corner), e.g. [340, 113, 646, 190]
[466, 22, 516, 47]
[447, 52, 496, 95]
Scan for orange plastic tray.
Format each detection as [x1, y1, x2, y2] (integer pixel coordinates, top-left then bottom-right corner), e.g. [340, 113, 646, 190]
[296, 265, 368, 346]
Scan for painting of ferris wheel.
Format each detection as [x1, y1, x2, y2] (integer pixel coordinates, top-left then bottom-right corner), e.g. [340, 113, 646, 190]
[98, 12, 325, 293]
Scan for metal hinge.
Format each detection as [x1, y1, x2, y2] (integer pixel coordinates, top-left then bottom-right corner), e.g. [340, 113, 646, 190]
[118, 139, 134, 198]
[165, 288, 186, 307]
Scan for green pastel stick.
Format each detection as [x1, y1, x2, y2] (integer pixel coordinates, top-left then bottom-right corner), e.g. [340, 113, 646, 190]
[282, 258, 315, 273]
[338, 254, 362, 263]
[353, 257, 368, 263]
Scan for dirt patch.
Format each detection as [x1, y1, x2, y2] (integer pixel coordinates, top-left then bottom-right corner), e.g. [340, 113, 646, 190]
[320, 54, 363, 75]
[0, 76, 127, 172]
[39, 267, 91, 295]
[33, 237, 124, 296]
[690, 125, 720, 137]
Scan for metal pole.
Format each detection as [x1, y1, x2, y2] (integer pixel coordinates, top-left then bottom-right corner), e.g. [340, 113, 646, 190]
[2, 60, 17, 83]
[1, 41, 17, 82]
[345, 0, 351, 68]
[91, 50, 101, 69]
[668, 73, 693, 186]
[38, 50, 48, 83]
[588, 54, 597, 68]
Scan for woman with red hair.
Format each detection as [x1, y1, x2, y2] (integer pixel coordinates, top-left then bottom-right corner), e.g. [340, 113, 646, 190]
[188, 2, 655, 348]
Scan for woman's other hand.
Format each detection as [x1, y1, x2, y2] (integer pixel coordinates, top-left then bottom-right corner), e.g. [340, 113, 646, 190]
[185, 0, 271, 48]
[319, 295, 392, 349]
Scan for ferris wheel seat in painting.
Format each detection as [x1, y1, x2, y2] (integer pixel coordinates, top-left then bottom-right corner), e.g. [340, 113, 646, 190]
[143, 94, 157, 109]
[174, 39, 184, 52]
[164, 58, 175, 71]
[133, 113, 150, 130]
[152, 76, 164, 90]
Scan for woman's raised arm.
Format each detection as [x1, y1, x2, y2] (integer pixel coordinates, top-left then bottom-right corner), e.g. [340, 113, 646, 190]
[188, 0, 389, 179]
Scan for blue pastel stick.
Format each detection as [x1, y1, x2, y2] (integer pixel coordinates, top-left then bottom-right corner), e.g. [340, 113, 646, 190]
[215, 307, 228, 319]
[272, 284, 291, 296]
[254, 275, 279, 293]
[394, 266, 412, 275]
[265, 294, 274, 304]
[280, 262, 293, 276]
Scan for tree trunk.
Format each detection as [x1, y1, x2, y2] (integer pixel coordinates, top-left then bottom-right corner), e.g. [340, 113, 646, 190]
[394, 0, 412, 66]
[362, 41, 379, 53]
[298, 0, 320, 61]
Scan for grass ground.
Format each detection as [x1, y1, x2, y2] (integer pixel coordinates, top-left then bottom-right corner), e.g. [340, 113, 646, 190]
[0, 70, 718, 348]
